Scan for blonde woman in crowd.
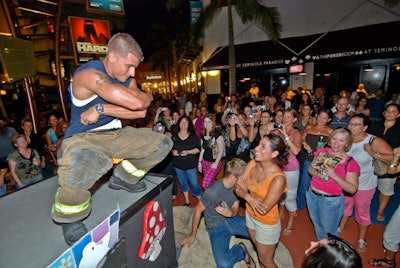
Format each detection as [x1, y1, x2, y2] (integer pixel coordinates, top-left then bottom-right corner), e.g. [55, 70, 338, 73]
[307, 128, 360, 241]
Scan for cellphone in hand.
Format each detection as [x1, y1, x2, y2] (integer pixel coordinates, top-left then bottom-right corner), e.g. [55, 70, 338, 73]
[218, 201, 227, 208]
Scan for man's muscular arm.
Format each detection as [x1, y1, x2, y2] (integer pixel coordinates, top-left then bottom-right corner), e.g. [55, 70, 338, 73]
[73, 69, 152, 111]
[74, 70, 153, 124]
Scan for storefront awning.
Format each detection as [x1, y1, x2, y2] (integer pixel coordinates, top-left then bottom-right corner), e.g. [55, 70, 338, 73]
[200, 21, 400, 71]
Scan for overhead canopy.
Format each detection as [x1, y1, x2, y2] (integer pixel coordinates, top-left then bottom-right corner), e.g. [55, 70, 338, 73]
[200, 21, 400, 71]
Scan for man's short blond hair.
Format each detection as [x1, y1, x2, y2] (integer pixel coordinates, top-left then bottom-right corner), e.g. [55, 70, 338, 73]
[225, 158, 247, 177]
[107, 33, 144, 62]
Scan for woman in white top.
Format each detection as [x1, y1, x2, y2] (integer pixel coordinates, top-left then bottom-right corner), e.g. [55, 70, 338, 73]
[338, 114, 392, 252]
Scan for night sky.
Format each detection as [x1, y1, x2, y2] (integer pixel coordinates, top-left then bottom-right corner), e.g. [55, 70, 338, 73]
[124, 0, 168, 57]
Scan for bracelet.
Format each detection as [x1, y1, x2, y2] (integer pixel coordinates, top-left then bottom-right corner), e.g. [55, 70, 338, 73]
[389, 163, 397, 168]
[198, 161, 202, 163]
[285, 136, 290, 141]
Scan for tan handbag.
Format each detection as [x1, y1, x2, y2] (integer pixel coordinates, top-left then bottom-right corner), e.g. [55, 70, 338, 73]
[369, 136, 388, 176]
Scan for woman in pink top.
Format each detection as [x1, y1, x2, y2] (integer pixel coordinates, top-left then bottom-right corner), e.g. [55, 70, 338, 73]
[307, 128, 360, 241]
[273, 108, 302, 236]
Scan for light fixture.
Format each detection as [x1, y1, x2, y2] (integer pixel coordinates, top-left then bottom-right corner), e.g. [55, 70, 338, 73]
[207, 70, 220, 77]
[201, 71, 207, 77]
[299, 72, 307, 76]
[364, 64, 374, 72]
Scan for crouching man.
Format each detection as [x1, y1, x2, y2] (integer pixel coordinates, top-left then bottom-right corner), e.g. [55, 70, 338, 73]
[180, 158, 255, 268]
[52, 33, 172, 245]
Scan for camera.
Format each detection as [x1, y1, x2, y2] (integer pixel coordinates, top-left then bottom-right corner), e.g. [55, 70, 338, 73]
[155, 123, 164, 132]
[274, 124, 282, 129]
[160, 107, 167, 112]
[260, 105, 267, 112]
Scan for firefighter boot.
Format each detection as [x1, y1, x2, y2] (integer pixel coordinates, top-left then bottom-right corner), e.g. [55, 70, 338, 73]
[108, 160, 147, 193]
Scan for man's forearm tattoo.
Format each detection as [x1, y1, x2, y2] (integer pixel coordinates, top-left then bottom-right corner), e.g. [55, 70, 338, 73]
[95, 72, 110, 85]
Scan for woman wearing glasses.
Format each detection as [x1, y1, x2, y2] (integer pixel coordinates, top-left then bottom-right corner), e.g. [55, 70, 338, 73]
[338, 114, 392, 252]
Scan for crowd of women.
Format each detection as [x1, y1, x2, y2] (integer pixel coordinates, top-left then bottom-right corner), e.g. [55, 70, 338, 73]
[152, 87, 400, 268]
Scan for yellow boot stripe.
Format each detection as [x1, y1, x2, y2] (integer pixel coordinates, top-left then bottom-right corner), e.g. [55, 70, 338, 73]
[121, 160, 146, 179]
[53, 189, 91, 215]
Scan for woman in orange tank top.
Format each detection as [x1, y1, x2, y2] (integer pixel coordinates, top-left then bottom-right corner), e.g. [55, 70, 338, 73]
[235, 133, 289, 268]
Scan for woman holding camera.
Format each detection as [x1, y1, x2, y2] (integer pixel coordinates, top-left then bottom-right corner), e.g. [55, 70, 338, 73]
[153, 105, 174, 134]
[228, 112, 252, 162]
[250, 110, 275, 148]
[307, 128, 360, 241]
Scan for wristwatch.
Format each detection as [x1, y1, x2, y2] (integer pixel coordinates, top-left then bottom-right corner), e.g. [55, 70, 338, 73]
[96, 103, 104, 115]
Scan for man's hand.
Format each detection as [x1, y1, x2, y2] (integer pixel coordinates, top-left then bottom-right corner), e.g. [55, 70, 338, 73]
[180, 235, 196, 248]
[215, 205, 233, 217]
[81, 105, 101, 125]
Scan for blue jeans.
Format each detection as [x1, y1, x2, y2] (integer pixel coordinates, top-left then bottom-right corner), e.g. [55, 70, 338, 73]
[297, 160, 312, 210]
[208, 215, 249, 268]
[306, 189, 344, 241]
[0, 182, 6, 197]
[14, 175, 44, 190]
[174, 167, 202, 197]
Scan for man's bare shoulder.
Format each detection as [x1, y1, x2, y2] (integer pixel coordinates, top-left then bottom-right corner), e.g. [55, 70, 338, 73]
[72, 68, 110, 99]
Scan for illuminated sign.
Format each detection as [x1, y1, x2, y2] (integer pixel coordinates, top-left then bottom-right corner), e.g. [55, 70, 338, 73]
[146, 75, 162, 80]
[288, 64, 304, 74]
[86, 0, 125, 16]
[68, 16, 110, 65]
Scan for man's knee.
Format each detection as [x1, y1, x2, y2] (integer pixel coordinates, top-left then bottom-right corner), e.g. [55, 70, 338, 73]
[64, 148, 112, 189]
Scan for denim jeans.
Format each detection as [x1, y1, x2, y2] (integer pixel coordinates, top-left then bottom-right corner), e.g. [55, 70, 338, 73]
[306, 189, 344, 241]
[208, 214, 249, 268]
[0, 183, 6, 197]
[297, 160, 312, 210]
[14, 175, 44, 190]
[174, 167, 202, 197]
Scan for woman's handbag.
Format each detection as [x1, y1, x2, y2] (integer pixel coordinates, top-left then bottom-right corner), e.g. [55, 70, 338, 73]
[369, 136, 388, 176]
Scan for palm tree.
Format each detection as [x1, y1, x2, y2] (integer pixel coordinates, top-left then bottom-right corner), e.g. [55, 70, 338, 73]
[145, 2, 198, 93]
[189, 0, 283, 96]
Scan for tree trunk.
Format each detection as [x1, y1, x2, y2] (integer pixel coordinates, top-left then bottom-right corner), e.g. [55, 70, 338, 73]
[227, 0, 236, 97]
